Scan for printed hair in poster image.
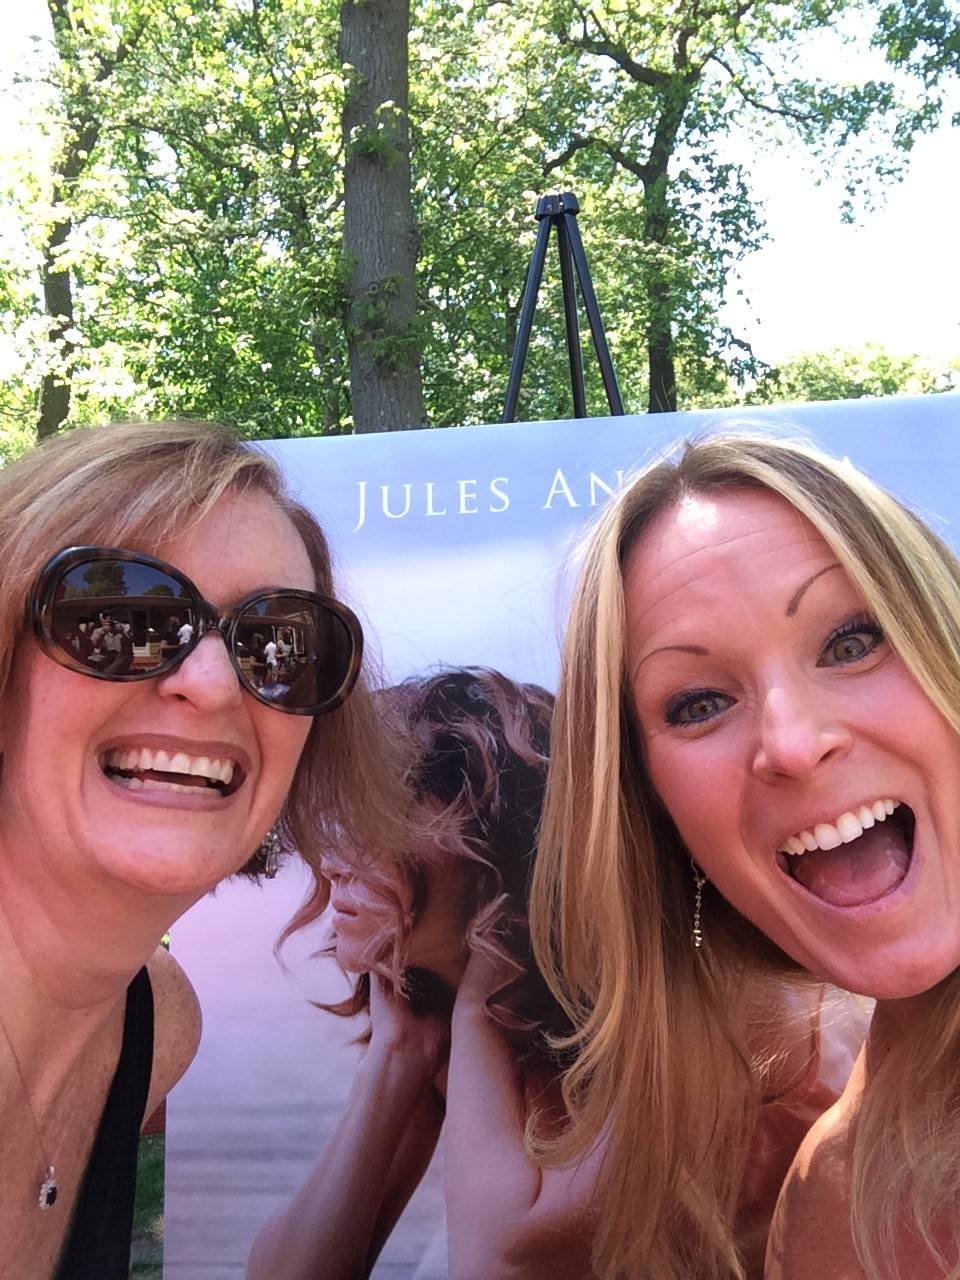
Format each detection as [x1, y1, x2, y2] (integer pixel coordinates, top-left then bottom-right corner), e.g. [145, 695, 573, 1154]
[164, 394, 960, 1279]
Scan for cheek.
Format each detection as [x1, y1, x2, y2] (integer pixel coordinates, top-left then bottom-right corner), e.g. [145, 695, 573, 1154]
[644, 736, 743, 875]
[259, 714, 313, 797]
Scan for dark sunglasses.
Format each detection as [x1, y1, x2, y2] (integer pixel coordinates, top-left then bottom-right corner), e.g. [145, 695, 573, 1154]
[31, 546, 364, 716]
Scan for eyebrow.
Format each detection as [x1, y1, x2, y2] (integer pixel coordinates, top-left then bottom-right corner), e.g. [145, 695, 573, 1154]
[785, 563, 841, 617]
[635, 642, 710, 670]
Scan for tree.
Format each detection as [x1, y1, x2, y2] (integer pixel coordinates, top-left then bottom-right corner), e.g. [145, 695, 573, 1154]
[37, 0, 153, 438]
[747, 343, 960, 402]
[410, 0, 937, 417]
[1, 0, 949, 441]
[874, 0, 960, 88]
[339, 0, 424, 431]
[527, 0, 933, 412]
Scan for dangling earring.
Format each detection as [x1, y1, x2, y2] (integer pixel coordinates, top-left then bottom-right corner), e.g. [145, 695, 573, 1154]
[255, 826, 282, 879]
[691, 861, 706, 949]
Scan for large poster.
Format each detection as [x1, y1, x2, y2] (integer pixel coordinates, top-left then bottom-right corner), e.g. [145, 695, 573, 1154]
[164, 395, 960, 1279]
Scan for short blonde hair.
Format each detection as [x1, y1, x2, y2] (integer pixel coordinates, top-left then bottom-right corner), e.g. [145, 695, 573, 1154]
[530, 430, 960, 1280]
[0, 420, 409, 871]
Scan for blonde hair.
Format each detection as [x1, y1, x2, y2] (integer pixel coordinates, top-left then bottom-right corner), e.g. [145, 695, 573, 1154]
[529, 430, 960, 1280]
[0, 420, 409, 870]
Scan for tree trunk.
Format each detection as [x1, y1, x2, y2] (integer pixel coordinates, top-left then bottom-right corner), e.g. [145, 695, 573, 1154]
[38, 0, 143, 439]
[339, 0, 424, 433]
[37, 213, 76, 439]
[642, 176, 678, 414]
[646, 277, 677, 414]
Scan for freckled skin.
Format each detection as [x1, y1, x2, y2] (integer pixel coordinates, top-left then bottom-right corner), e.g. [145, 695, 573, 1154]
[0, 490, 315, 901]
[624, 488, 960, 1000]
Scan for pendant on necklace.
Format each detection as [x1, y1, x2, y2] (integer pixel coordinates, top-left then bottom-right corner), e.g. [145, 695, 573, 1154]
[38, 1166, 58, 1210]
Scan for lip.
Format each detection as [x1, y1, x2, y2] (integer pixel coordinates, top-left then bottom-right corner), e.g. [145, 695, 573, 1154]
[330, 900, 359, 918]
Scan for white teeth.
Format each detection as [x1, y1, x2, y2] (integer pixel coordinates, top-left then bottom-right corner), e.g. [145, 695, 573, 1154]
[779, 799, 902, 857]
[836, 812, 863, 843]
[103, 745, 239, 789]
[140, 777, 198, 793]
[813, 822, 843, 851]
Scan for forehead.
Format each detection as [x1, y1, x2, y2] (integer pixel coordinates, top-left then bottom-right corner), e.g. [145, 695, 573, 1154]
[622, 488, 841, 639]
[153, 490, 316, 595]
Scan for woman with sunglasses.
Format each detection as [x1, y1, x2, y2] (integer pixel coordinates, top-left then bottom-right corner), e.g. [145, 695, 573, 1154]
[0, 420, 406, 1280]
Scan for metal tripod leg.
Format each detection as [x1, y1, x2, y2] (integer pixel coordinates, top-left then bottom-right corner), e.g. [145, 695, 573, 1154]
[501, 192, 624, 422]
[563, 207, 625, 416]
[502, 212, 552, 424]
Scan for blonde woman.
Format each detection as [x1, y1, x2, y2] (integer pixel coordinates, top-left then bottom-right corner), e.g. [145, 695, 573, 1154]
[0, 421, 406, 1279]
[529, 431, 940, 1280]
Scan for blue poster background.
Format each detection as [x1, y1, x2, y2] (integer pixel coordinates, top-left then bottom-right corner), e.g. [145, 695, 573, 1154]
[165, 394, 960, 1279]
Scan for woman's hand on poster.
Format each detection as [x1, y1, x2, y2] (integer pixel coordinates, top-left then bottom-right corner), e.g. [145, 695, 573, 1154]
[455, 938, 517, 1012]
[367, 974, 450, 1089]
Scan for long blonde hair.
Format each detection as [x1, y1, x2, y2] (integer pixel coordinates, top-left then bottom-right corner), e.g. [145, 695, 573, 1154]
[0, 420, 409, 871]
[530, 430, 960, 1280]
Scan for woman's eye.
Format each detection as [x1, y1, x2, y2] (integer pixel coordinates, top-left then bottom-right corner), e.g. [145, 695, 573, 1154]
[665, 689, 733, 727]
[820, 618, 885, 667]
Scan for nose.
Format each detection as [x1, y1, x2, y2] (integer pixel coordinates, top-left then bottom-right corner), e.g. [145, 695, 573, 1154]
[157, 632, 244, 712]
[751, 683, 851, 783]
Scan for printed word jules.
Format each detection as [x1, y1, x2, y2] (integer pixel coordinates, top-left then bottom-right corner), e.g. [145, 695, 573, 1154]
[354, 479, 508, 530]
[353, 470, 631, 531]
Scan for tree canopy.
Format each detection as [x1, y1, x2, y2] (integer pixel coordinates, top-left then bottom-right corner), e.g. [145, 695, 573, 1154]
[0, 0, 956, 446]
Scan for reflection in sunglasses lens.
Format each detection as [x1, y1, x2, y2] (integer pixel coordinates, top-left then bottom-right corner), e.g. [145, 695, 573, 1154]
[48, 557, 355, 712]
[236, 601, 354, 710]
[50, 559, 188, 678]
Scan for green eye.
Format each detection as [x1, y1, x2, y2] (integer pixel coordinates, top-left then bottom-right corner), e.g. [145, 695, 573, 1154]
[821, 618, 885, 667]
[665, 690, 733, 726]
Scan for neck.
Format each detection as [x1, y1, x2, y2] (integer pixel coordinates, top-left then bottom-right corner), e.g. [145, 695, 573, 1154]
[865, 987, 942, 1074]
[0, 850, 188, 1062]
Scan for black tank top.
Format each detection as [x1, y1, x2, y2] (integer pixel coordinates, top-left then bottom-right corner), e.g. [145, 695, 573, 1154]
[54, 966, 155, 1280]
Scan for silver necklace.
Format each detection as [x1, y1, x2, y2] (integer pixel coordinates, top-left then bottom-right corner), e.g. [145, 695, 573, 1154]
[0, 1007, 58, 1209]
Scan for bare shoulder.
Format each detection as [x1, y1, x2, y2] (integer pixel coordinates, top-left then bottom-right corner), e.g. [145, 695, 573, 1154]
[144, 946, 202, 1120]
[765, 1102, 864, 1280]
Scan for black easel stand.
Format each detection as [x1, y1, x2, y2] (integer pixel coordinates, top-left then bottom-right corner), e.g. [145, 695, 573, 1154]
[501, 192, 625, 423]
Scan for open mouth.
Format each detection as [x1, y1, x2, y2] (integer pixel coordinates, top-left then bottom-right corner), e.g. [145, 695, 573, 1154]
[102, 746, 243, 797]
[777, 799, 916, 907]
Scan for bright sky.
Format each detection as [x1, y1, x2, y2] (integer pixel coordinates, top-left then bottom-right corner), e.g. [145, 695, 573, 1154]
[3, 4, 958, 368]
[721, 118, 960, 363]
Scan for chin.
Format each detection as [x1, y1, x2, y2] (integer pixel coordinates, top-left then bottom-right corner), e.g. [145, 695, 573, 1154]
[98, 838, 250, 900]
[333, 940, 377, 975]
[817, 950, 960, 1004]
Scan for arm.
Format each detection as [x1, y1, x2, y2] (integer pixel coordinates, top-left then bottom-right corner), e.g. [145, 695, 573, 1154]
[246, 977, 447, 1280]
[445, 948, 601, 1280]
